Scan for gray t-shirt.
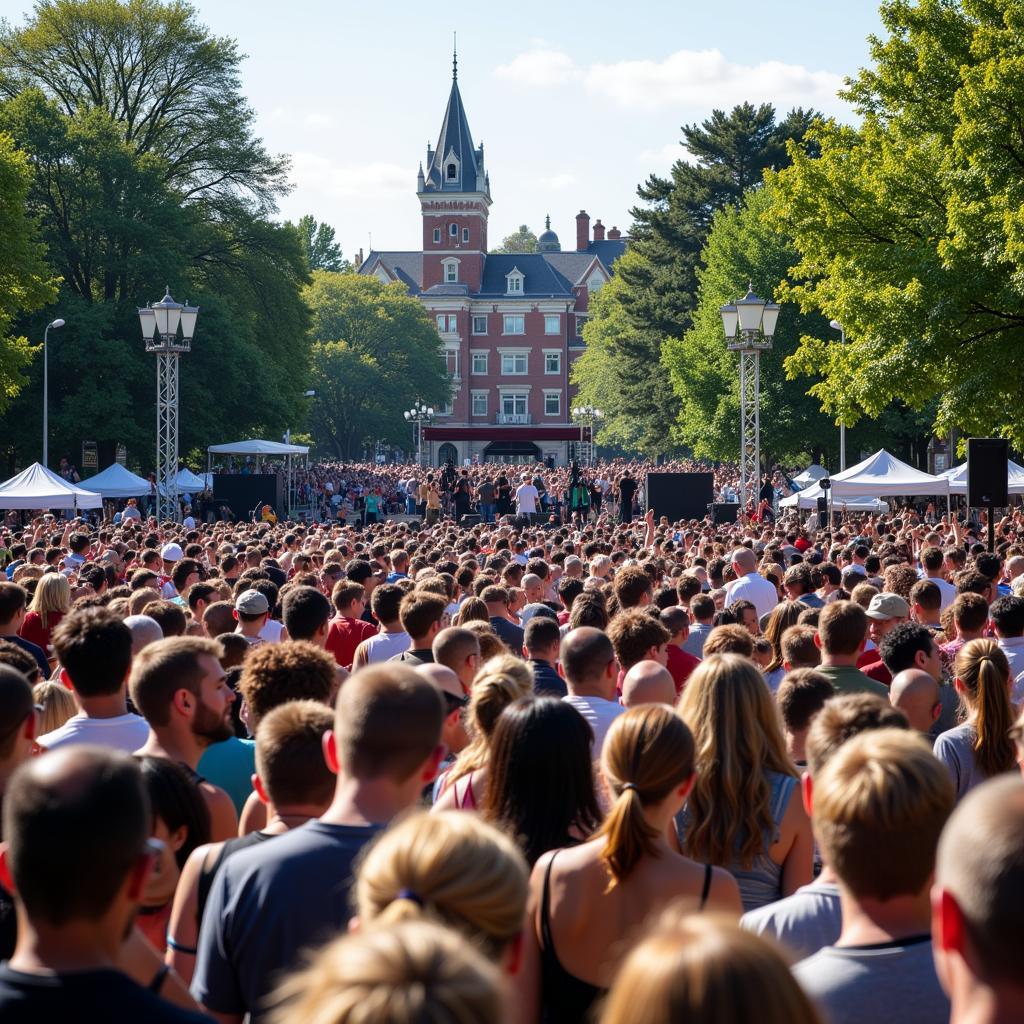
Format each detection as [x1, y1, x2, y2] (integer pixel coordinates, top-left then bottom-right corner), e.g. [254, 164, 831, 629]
[742, 881, 842, 960]
[682, 622, 712, 658]
[191, 820, 380, 1022]
[794, 935, 949, 1024]
[933, 722, 985, 802]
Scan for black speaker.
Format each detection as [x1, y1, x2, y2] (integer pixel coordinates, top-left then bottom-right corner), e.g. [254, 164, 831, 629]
[646, 473, 715, 523]
[710, 502, 740, 524]
[968, 438, 1009, 507]
[212, 474, 284, 521]
[459, 513, 481, 527]
[817, 496, 828, 529]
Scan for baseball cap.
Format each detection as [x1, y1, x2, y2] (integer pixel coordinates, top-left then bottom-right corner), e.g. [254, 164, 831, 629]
[865, 592, 910, 621]
[160, 543, 184, 562]
[235, 589, 269, 615]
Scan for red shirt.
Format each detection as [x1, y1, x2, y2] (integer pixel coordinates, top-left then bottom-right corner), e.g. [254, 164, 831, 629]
[862, 660, 892, 686]
[325, 615, 377, 670]
[666, 644, 701, 696]
[19, 610, 63, 654]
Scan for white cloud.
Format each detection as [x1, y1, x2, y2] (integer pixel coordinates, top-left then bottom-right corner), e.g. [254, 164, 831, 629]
[303, 111, 334, 127]
[289, 153, 410, 199]
[495, 46, 844, 113]
[494, 48, 582, 87]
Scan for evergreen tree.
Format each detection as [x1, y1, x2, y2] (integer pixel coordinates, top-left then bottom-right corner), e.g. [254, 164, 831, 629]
[294, 214, 347, 272]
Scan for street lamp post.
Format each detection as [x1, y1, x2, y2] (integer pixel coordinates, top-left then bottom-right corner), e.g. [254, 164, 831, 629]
[829, 320, 846, 471]
[42, 318, 65, 468]
[571, 405, 602, 466]
[403, 400, 435, 467]
[720, 284, 780, 513]
[139, 288, 198, 522]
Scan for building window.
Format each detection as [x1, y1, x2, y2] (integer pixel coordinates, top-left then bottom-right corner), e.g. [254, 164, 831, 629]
[501, 352, 527, 375]
[575, 316, 587, 338]
[437, 398, 453, 416]
[444, 349, 460, 379]
[506, 272, 523, 294]
[544, 391, 561, 417]
[503, 314, 525, 335]
[471, 392, 488, 416]
[544, 314, 559, 335]
[471, 351, 488, 375]
[501, 393, 528, 416]
[436, 314, 457, 334]
[445, 263, 457, 283]
[449, 223, 458, 237]
[462, 227, 470, 243]
[472, 315, 488, 335]
[544, 352, 561, 374]
[433, 227, 441, 244]
[447, 163, 457, 180]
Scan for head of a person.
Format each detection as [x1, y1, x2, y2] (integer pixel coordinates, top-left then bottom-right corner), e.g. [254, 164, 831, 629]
[953, 639, 1017, 778]
[613, 566, 653, 610]
[701, 623, 755, 659]
[729, 599, 760, 637]
[0, 582, 28, 631]
[523, 615, 560, 665]
[32, 678, 77, 737]
[233, 588, 270, 631]
[951, 591, 989, 639]
[268, 920, 502, 1024]
[989, 594, 1024, 640]
[559, 627, 617, 696]
[0, 748, 153, 941]
[880, 621, 942, 680]
[129, 636, 233, 745]
[780, 624, 821, 671]
[776, 669, 835, 743]
[816, 600, 868, 659]
[142, 599, 187, 638]
[730, 547, 757, 577]
[813, 729, 953, 901]
[254, 700, 336, 812]
[805, 692, 910, 779]
[600, 912, 823, 1024]
[123, 614, 163, 655]
[52, 608, 133, 699]
[620, 661, 676, 709]
[483, 697, 601, 866]
[889, 669, 942, 734]
[0, 665, 37, 785]
[370, 583, 404, 627]
[431, 627, 481, 690]
[237, 640, 337, 728]
[864, 591, 910, 646]
[282, 585, 332, 644]
[607, 610, 670, 673]
[200, 600, 235, 639]
[399, 591, 447, 647]
[27, 572, 71, 625]
[331, 580, 367, 619]
[932, 776, 1024, 1003]
[676, 654, 794, 866]
[354, 810, 527, 964]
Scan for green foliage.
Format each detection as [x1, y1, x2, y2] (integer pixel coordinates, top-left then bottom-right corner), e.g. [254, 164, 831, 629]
[293, 214, 347, 272]
[0, 132, 58, 414]
[305, 273, 449, 459]
[768, 0, 1024, 448]
[493, 224, 538, 253]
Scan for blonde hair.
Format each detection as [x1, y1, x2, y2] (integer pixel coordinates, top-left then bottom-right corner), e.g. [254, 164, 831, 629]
[32, 680, 78, 735]
[28, 573, 71, 630]
[356, 811, 528, 959]
[460, 620, 505, 661]
[269, 919, 501, 1024]
[955, 639, 1017, 778]
[677, 654, 796, 868]
[445, 654, 533, 786]
[596, 704, 694, 889]
[601, 912, 823, 1024]
[762, 602, 805, 673]
[128, 587, 160, 616]
[813, 728, 953, 899]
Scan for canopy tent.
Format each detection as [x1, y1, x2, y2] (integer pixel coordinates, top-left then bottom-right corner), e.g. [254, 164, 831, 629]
[80, 463, 150, 499]
[940, 461, 1024, 496]
[157, 468, 208, 499]
[780, 481, 889, 513]
[791, 463, 829, 488]
[206, 439, 309, 456]
[0, 463, 102, 510]
[829, 449, 950, 498]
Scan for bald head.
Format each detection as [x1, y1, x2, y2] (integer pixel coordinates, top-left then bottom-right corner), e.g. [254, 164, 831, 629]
[124, 614, 164, 654]
[416, 662, 463, 701]
[560, 627, 615, 688]
[731, 547, 757, 574]
[889, 669, 941, 733]
[620, 661, 676, 709]
[934, 776, 1024, 986]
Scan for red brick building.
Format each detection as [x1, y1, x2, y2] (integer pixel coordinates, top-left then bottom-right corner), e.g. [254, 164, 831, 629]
[358, 59, 627, 465]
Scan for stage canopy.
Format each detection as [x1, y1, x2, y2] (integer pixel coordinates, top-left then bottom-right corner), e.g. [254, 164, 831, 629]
[940, 461, 1024, 496]
[791, 463, 829, 488]
[81, 463, 150, 499]
[829, 449, 950, 498]
[0, 463, 102, 510]
[207, 439, 309, 456]
[780, 482, 889, 512]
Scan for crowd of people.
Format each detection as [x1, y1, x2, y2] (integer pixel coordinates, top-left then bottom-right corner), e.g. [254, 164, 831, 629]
[0, 463, 1021, 1023]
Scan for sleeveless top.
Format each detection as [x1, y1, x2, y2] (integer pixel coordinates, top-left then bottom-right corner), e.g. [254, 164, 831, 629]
[675, 769, 797, 913]
[539, 851, 713, 1024]
[196, 830, 273, 925]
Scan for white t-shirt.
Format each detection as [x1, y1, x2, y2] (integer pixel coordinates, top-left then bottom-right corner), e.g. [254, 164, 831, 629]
[360, 630, 412, 664]
[562, 694, 624, 757]
[515, 483, 539, 514]
[258, 618, 285, 643]
[725, 571, 779, 621]
[38, 712, 150, 754]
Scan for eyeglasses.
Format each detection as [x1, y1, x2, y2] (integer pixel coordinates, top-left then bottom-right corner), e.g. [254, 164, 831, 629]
[442, 691, 469, 714]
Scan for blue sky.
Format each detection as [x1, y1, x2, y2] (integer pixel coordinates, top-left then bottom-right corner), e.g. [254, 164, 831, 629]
[4, 0, 887, 256]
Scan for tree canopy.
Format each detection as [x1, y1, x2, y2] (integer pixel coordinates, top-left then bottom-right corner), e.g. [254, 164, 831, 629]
[493, 224, 538, 253]
[293, 214, 347, 272]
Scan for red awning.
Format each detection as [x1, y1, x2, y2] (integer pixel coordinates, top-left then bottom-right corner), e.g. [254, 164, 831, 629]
[423, 425, 588, 442]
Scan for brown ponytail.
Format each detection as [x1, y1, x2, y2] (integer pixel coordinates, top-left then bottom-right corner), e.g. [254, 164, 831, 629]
[595, 705, 695, 890]
[955, 639, 1017, 778]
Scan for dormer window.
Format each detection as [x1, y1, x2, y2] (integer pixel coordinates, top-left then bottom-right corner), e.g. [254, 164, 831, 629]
[506, 267, 524, 295]
[442, 257, 460, 284]
[447, 163, 457, 179]
[443, 148, 460, 185]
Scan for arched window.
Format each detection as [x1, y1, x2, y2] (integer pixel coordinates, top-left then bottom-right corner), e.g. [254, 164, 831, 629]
[447, 163, 457, 179]
[438, 443, 458, 465]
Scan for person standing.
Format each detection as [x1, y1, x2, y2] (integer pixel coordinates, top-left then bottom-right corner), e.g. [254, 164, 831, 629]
[477, 475, 496, 524]
[617, 472, 637, 524]
[515, 473, 540, 525]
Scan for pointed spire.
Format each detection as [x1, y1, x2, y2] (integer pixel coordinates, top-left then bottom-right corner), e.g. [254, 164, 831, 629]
[452, 31, 458, 80]
[545, 214, 551, 230]
[422, 53, 485, 194]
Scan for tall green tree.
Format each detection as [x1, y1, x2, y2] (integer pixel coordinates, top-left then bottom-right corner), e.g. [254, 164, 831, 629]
[305, 273, 448, 459]
[294, 214, 347, 272]
[768, 0, 1024, 447]
[0, 131, 58, 415]
[493, 224, 538, 253]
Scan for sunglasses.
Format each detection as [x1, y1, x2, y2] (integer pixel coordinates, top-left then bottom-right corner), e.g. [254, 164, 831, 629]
[441, 691, 469, 714]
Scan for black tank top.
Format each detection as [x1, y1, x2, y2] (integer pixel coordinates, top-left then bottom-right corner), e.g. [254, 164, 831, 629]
[196, 831, 273, 924]
[539, 852, 713, 1024]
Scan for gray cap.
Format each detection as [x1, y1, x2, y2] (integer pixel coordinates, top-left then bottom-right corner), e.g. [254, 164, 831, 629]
[865, 592, 910, 621]
[235, 589, 269, 615]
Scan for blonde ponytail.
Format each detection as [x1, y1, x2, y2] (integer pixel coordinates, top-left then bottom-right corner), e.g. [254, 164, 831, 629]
[956, 639, 1016, 777]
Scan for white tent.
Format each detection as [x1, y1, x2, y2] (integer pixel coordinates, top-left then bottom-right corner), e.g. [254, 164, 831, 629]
[157, 468, 207, 498]
[207, 439, 309, 456]
[780, 481, 889, 513]
[0, 463, 102, 510]
[829, 449, 950, 498]
[792, 463, 829, 488]
[941, 461, 1024, 496]
[81, 463, 150, 499]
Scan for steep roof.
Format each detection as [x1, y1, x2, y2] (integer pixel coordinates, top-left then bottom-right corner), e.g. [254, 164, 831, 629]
[421, 74, 487, 196]
[360, 252, 424, 295]
[479, 254, 574, 297]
